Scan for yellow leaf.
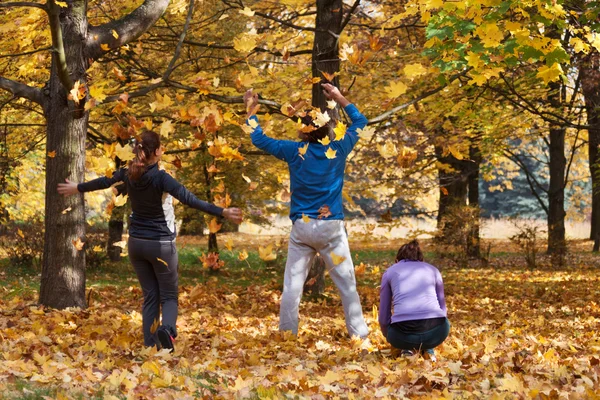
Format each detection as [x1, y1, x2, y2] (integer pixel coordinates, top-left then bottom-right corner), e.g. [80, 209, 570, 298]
[258, 244, 277, 261]
[403, 63, 427, 79]
[239, 6, 255, 16]
[89, 84, 107, 103]
[141, 360, 161, 376]
[112, 240, 127, 249]
[330, 251, 346, 265]
[302, 214, 310, 223]
[333, 121, 346, 141]
[72, 238, 85, 251]
[160, 120, 174, 138]
[248, 118, 258, 129]
[468, 73, 488, 86]
[536, 63, 563, 85]
[570, 37, 589, 54]
[48, 151, 56, 158]
[586, 32, 600, 52]
[95, 340, 108, 352]
[55, 1, 67, 7]
[17, 229, 24, 239]
[384, 81, 407, 99]
[115, 143, 135, 162]
[298, 143, 309, 159]
[93, 245, 103, 252]
[208, 218, 222, 233]
[377, 140, 398, 158]
[313, 110, 331, 127]
[325, 148, 337, 159]
[101, 43, 110, 51]
[150, 318, 160, 334]
[238, 250, 249, 261]
[242, 173, 252, 183]
[233, 34, 257, 53]
[111, 30, 119, 39]
[61, 207, 72, 214]
[318, 136, 331, 146]
[114, 194, 128, 207]
[68, 80, 86, 105]
[326, 100, 337, 109]
[357, 126, 375, 140]
[225, 238, 233, 251]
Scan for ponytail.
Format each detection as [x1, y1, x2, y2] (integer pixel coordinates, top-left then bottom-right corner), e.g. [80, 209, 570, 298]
[128, 130, 161, 181]
[395, 239, 423, 262]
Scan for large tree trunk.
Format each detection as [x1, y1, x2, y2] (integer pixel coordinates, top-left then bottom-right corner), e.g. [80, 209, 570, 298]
[580, 53, 600, 251]
[467, 143, 481, 258]
[547, 81, 566, 264]
[39, 3, 90, 308]
[303, 0, 343, 295]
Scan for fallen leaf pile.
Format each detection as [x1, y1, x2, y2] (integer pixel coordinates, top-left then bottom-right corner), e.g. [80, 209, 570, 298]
[1, 257, 600, 398]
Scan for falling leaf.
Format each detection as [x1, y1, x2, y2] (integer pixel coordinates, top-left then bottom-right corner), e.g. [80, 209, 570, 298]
[156, 258, 168, 267]
[313, 110, 331, 127]
[55, 1, 67, 7]
[302, 214, 310, 223]
[325, 148, 337, 159]
[92, 245, 103, 252]
[319, 136, 331, 146]
[233, 34, 257, 53]
[150, 318, 160, 334]
[298, 143, 309, 159]
[61, 207, 72, 214]
[68, 80, 86, 105]
[115, 143, 135, 162]
[258, 244, 277, 261]
[114, 194, 128, 207]
[112, 241, 126, 249]
[225, 238, 234, 251]
[333, 121, 346, 141]
[326, 100, 337, 109]
[238, 250, 248, 261]
[160, 120, 174, 138]
[384, 81, 407, 99]
[403, 63, 428, 79]
[17, 229, 24, 239]
[242, 174, 252, 183]
[320, 71, 337, 81]
[111, 30, 119, 39]
[208, 218, 222, 233]
[357, 126, 376, 140]
[239, 7, 255, 16]
[72, 238, 85, 251]
[100, 43, 110, 51]
[48, 151, 56, 158]
[318, 205, 332, 219]
[330, 252, 346, 265]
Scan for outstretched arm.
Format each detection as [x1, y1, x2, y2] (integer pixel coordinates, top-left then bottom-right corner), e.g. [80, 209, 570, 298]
[322, 83, 368, 157]
[244, 89, 298, 162]
[58, 169, 126, 195]
[160, 172, 242, 224]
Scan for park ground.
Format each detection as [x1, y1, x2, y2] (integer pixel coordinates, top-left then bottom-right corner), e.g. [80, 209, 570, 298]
[1, 235, 600, 399]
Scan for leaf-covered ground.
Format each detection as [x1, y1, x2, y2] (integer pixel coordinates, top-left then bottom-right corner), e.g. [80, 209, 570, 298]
[2, 237, 600, 399]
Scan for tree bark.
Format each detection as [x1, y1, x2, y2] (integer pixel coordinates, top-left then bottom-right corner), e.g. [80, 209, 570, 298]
[547, 81, 566, 264]
[467, 143, 481, 258]
[107, 149, 125, 261]
[434, 144, 468, 240]
[580, 53, 600, 251]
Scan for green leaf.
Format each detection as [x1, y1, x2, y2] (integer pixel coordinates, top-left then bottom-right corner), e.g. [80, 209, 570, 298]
[545, 47, 570, 66]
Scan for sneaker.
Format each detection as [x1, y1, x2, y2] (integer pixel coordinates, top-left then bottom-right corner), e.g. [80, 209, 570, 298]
[157, 326, 175, 352]
[401, 349, 415, 357]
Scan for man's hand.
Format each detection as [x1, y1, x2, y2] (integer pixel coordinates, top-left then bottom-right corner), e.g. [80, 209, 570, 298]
[57, 179, 79, 196]
[321, 83, 350, 107]
[222, 207, 243, 224]
[243, 89, 260, 118]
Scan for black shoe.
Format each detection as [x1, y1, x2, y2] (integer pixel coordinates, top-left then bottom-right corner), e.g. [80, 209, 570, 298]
[157, 326, 175, 352]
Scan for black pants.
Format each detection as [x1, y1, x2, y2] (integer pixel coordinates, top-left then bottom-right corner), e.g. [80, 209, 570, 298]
[387, 318, 450, 352]
[128, 237, 179, 346]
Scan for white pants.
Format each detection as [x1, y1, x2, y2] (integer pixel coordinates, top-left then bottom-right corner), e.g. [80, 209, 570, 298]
[279, 219, 369, 338]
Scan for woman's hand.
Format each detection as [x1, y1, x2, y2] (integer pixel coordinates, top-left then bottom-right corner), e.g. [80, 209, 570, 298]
[243, 89, 259, 118]
[222, 207, 243, 224]
[57, 179, 79, 196]
[321, 83, 350, 107]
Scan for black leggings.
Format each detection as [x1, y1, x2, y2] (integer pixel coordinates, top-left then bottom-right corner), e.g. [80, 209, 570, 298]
[128, 237, 179, 346]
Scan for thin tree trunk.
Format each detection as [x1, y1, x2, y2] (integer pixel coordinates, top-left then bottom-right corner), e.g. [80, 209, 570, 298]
[467, 143, 481, 258]
[203, 161, 218, 253]
[39, 3, 89, 308]
[107, 150, 125, 261]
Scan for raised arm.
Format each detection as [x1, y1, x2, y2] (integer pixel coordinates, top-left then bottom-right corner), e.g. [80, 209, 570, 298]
[160, 172, 242, 224]
[378, 271, 393, 338]
[322, 83, 368, 157]
[58, 169, 126, 195]
[244, 89, 298, 162]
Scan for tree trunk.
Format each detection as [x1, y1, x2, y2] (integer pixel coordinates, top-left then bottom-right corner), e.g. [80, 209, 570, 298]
[107, 151, 125, 261]
[203, 161, 218, 253]
[467, 143, 481, 258]
[39, 3, 90, 308]
[434, 144, 468, 240]
[547, 81, 566, 264]
[0, 124, 9, 234]
[303, 0, 343, 295]
[580, 53, 600, 251]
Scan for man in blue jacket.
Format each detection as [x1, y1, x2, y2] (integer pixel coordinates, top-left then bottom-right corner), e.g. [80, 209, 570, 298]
[245, 84, 369, 339]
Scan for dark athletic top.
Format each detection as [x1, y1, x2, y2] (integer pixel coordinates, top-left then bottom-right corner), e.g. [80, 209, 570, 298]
[78, 163, 223, 241]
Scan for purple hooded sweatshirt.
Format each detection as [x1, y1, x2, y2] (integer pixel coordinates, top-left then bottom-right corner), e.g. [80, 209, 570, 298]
[378, 260, 447, 337]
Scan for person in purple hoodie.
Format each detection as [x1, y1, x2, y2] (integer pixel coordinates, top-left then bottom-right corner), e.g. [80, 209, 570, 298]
[378, 240, 450, 361]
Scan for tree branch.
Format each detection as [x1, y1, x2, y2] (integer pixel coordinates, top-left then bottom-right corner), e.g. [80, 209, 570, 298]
[47, 0, 73, 90]
[0, 47, 52, 59]
[162, 0, 194, 80]
[0, 77, 43, 105]
[340, 0, 360, 31]
[86, 0, 171, 60]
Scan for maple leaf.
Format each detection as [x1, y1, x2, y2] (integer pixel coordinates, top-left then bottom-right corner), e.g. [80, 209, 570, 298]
[72, 238, 85, 251]
[238, 6, 255, 16]
[150, 318, 160, 334]
[302, 214, 310, 223]
[115, 143, 135, 162]
[68, 80, 86, 104]
[55, 1, 67, 7]
[403, 63, 427, 79]
[61, 207, 71, 214]
[333, 121, 346, 141]
[89, 84, 107, 103]
[536, 63, 563, 85]
[199, 252, 224, 270]
[225, 238, 233, 251]
[258, 245, 277, 261]
[48, 151, 56, 158]
[318, 205, 332, 219]
[214, 193, 231, 208]
[384, 81, 407, 99]
[111, 29, 119, 39]
[238, 250, 249, 261]
[357, 126, 375, 140]
[298, 143, 309, 159]
[160, 120, 174, 138]
[313, 110, 331, 127]
[377, 141, 397, 158]
[208, 218, 222, 233]
[112, 240, 126, 249]
[92, 245, 102, 252]
[326, 100, 337, 109]
[114, 194, 128, 207]
[233, 34, 257, 53]
[330, 251, 346, 265]
[324, 148, 337, 159]
[319, 136, 331, 146]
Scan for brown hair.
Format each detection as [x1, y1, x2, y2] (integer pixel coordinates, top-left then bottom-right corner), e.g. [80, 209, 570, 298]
[128, 130, 161, 181]
[395, 239, 423, 262]
[300, 113, 334, 143]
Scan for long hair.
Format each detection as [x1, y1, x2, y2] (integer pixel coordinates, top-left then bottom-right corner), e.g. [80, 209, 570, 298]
[300, 113, 334, 143]
[128, 130, 161, 181]
[395, 239, 423, 262]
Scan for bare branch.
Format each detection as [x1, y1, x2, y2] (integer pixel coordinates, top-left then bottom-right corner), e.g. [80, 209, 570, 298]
[0, 77, 43, 105]
[87, 0, 171, 60]
[340, 0, 360, 31]
[163, 0, 194, 80]
[0, 47, 52, 59]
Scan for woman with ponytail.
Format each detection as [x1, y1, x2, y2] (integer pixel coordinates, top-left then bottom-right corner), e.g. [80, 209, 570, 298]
[58, 131, 243, 351]
[378, 240, 450, 361]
